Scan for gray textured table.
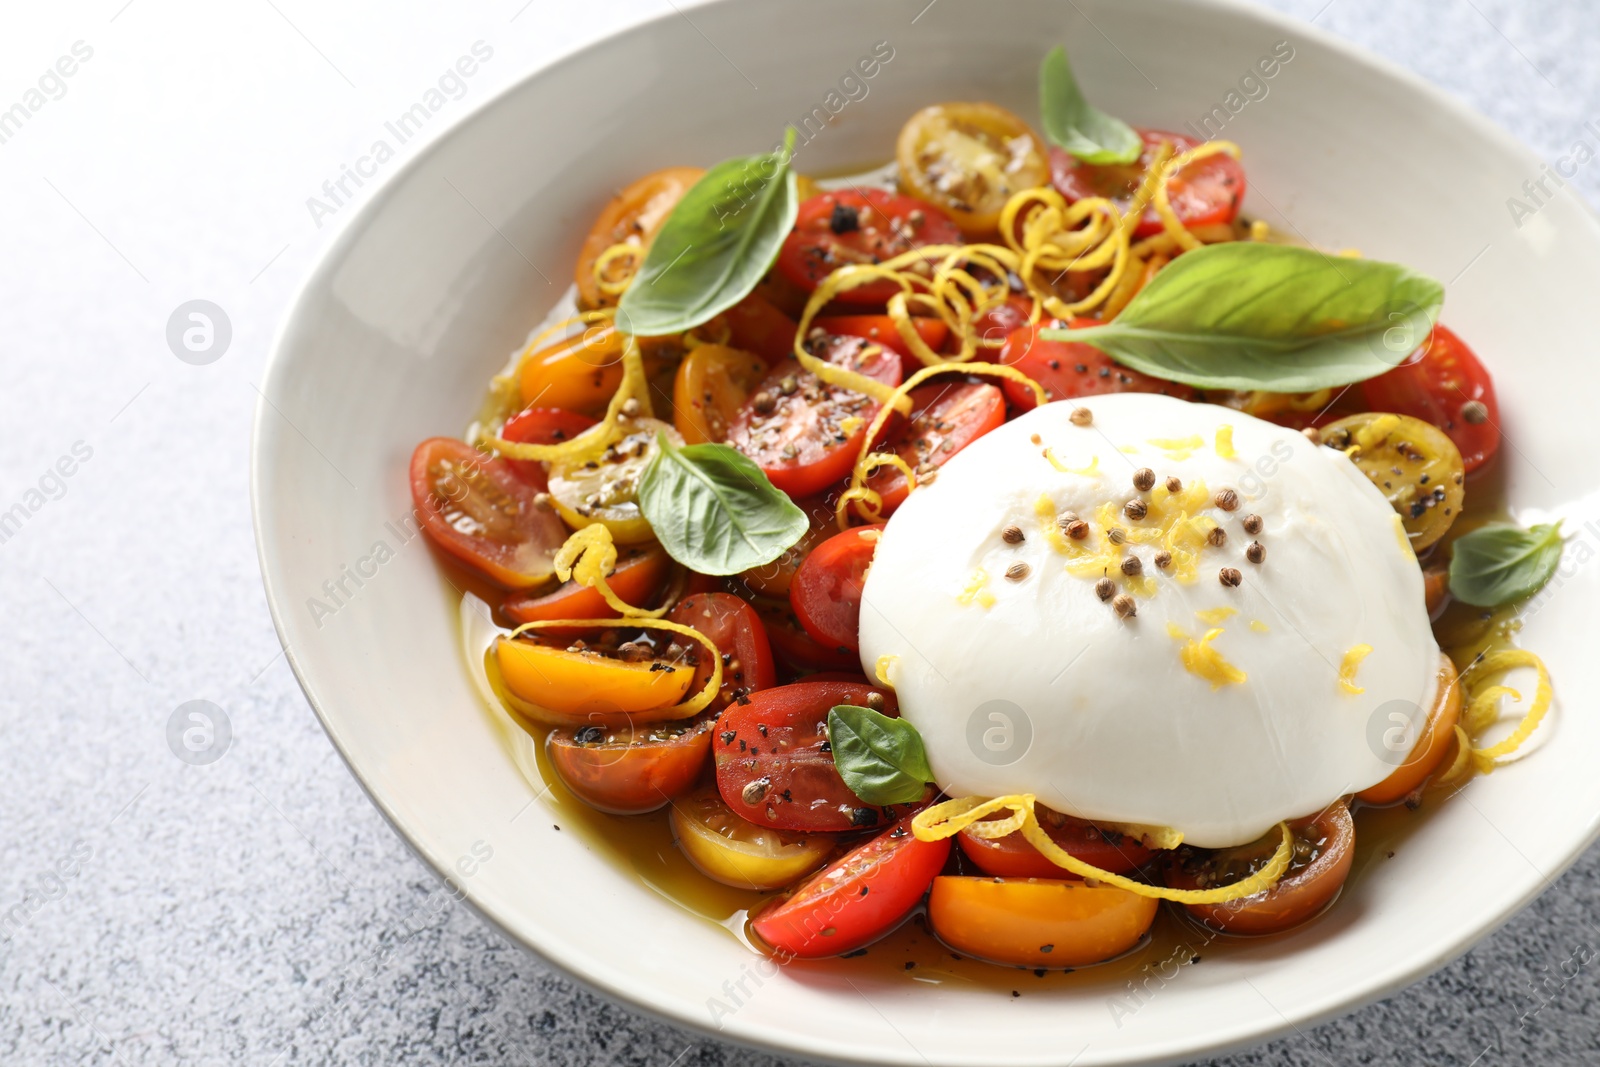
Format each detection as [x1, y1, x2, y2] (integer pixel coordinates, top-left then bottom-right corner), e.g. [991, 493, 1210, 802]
[3, 1, 1597, 1063]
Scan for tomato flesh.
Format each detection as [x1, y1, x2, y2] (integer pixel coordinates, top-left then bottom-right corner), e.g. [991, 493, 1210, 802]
[727, 334, 902, 498]
[752, 816, 950, 958]
[666, 592, 778, 712]
[714, 680, 909, 832]
[776, 190, 962, 305]
[547, 715, 713, 815]
[864, 381, 1005, 515]
[575, 166, 703, 308]
[409, 437, 567, 589]
[502, 545, 671, 628]
[1050, 128, 1246, 239]
[500, 406, 598, 483]
[718, 292, 798, 365]
[998, 320, 1199, 411]
[789, 525, 884, 654]
[813, 315, 950, 380]
[1361, 325, 1500, 473]
[756, 602, 864, 673]
[1162, 802, 1355, 936]
[956, 809, 1154, 879]
[928, 876, 1158, 968]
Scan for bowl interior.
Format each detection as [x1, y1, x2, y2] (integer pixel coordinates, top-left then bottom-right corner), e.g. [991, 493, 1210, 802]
[253, 1, 1600, 1063]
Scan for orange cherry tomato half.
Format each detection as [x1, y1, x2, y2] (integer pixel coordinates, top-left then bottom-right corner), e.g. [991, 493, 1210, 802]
[1050, 128, 1246, 239]
[575, 166, 703, 308]
[776, 190, 962, 305]
[928, 876, 1158, 968]
[408, 437, 568, 590]
[1161, 801, 1355, 936]
[789, 525, 884, 654]
[1361, 325, 1500, 474]
[813, 315, 950, 380]
[956, 809, 1154, 880]
[496, 637, 695, 721]
[518, 323, 627, 416]
[1356, 653, 1462, 806]
[864, 381, 1006, 516]
[501, 544, 672, 628]
[717, 292, 798, 365]
[546, 715, 714, 815]
[714, 679, 907, 833]
[500, 406, 597, 483]
[672, 343, 769, 445]
[727, 335, 902, 499]
[752, 816, 951, 959]
[998, 319, 1201, 411]
[666, 592, 778, 712]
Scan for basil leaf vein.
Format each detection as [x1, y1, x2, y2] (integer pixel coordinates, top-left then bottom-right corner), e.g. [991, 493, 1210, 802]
[636, 434, 807, 576]
[1045, 243, 1445, 392]
[616, 129, 798, 337]
[1038, 44, 1142, 165]
[1448, 521, 1564, 607]
[828, 704, 933, 806]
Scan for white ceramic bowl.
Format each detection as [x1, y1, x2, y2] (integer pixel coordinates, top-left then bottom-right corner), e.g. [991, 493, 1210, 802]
[252, 1, 1600, 1063]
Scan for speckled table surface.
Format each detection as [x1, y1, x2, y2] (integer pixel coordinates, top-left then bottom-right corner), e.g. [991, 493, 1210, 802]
[3, 0, 1599, 1064]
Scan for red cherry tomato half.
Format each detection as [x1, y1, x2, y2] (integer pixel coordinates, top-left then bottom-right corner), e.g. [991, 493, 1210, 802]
[714, 679, 909, 832]
[998, 320, 1199, 411]
[718, 292, 797, 365]
[864, 381, 1006, 516]
[1050, 128, 1246, 239]
[1161, 802, 1355, 936]
[727, 335, 902, 499]
[968, 295, 1035, 351]
[776, 190, 962, 305]
[666, 592, 778, 712]
[789, 525, 884, 654]
[546, 715, 713, 815]
[408, 437, 568, 589]
[756, 602, 864, 674]
[751, 815, 951, 958]
[813, 315, 950, 379]
[502, 545, 672, 629]
[1361, 325, 1500, 473]
[956, 810, 1155, 879]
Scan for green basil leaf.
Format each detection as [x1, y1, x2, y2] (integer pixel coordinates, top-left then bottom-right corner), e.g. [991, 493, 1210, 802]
[636, 433, 807, 576]
[1448, 522, 1564, 607]
[827, 705, 934, 807]
[615, 129, 798, 337]
[1045, 243, 1445, 392]
[1038, 45, 1142, 165]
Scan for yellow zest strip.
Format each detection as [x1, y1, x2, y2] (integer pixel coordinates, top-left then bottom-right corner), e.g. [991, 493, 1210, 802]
[1152, 141, 1243, 252]
[874, 654, 898, 688]
[485, 334, 651, 465]
[837, 360, 1046, 530]
[1043, 449, 1099, 477]
[1172, 625, 1248, 689]
[592, 241, 641, 296]
[1215, 424, 1236, 459]
[1196, 606, 1237, 625]
[795, 264, 920, 414]
[958, 568, 995, 608]
[1149, 435, 1204, 460]
[1250, 619, 1270, 633]
[1438, 724, 1474, 784]
[506, 617, 723, 719]
[1339, 644, 1374, 695]
[1460, 649, 1553, 773]
[912, 795, 1294, 905]
[552, 525, 668, 618]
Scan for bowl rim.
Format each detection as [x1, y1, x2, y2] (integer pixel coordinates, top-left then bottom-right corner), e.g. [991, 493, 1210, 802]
[249, 1, 1600, 1063]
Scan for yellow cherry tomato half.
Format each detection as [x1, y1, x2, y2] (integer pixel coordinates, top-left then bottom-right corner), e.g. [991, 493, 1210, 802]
[670, 786, 837, 890]
[896, 102, 1050, 237]
[547, 418, 682, 544]
[495, 637, 694, 719]
[518, 323, 627, 417]
[927, 876, 1158, 968]
[672, 343, 769, 445]
[1321, 412, 1465, 551]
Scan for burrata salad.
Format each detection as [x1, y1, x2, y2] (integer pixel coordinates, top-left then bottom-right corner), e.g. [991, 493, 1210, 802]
[409, 44, 1555, 969]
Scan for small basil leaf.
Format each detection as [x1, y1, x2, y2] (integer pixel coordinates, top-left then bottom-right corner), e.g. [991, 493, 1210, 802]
[616, 129, 798, 337]
[1038, 45, 1142, 165]
[1047, 243, 1445, 392]
[636, 433, 807, 576]
[1448, 522, 1564, 607]
[827, 705, 933, 807]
